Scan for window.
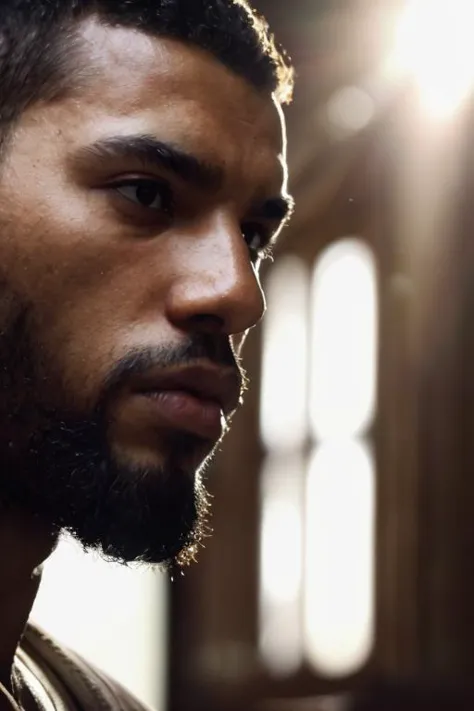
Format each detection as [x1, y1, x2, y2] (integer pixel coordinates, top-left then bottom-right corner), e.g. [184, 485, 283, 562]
[259, 238, 378, 679]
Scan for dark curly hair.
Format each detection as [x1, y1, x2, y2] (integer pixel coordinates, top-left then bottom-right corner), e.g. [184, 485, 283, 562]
[0, 0, 293, 149]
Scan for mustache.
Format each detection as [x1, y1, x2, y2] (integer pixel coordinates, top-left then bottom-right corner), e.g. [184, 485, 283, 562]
[102, 334, 246, 398]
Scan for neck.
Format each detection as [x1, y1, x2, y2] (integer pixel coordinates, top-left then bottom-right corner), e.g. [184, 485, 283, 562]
[0, 508, 57, 692]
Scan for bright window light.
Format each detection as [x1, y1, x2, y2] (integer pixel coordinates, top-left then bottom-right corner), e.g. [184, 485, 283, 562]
[310, 239, 378, 441]
[31, 536, 167, 709]
[304, 440, 375, 677]
[260, 256, 310, 452]
[391, 0, 474, 117]
[259, 455, 304, 675]
[326, 87, 375, 136]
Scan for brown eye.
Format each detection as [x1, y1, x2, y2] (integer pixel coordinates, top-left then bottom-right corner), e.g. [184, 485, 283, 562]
[113, 179, 174, 213]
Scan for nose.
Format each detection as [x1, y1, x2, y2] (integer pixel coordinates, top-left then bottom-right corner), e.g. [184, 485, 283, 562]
[165, 214, 266, 336]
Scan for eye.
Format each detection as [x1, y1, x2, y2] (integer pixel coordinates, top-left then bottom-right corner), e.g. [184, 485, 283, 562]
[112, 179, 174, 214]
[241, 222, 273, 262]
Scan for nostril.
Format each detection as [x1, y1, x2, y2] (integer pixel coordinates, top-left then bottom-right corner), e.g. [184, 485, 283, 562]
[189, 313, 225, 333]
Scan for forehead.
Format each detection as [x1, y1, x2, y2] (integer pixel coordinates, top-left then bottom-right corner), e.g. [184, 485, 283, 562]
[60, 19, 287, 193]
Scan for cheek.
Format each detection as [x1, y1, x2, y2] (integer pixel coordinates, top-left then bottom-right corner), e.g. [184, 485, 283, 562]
[38, 249, 169, 407]
[0, 193, 172, 407]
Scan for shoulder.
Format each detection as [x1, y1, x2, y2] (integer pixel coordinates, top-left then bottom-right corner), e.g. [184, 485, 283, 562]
[20, 623, 155, 711]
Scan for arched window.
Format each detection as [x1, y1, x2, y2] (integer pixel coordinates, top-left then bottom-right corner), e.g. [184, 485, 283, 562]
[259, 239, 378, 680]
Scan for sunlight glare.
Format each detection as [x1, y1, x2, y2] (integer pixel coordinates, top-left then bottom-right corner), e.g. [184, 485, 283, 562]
[260, 257, 309, 451]
[304, 440, 375, 677]
[391, 0, 474, 117]
[259, 455, 304, 675]
[31, 535, 166, 709]
[310, 239, 378, 441]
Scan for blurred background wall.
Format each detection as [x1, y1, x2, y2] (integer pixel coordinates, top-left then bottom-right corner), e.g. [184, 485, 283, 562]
[30, 1, 474, 710]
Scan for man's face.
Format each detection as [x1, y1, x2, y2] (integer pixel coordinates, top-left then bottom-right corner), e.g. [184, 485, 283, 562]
[0, 20, 289, 567]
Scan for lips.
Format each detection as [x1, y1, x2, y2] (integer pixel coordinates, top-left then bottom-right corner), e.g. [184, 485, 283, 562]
[130, 364, 242, 441]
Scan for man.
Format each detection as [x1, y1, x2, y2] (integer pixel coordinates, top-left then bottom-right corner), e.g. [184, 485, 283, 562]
[0, 0, 293, 709]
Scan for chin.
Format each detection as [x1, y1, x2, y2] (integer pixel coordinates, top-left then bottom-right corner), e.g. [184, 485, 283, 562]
[110, 431, 217, 477]
[110, 441, 168, 473]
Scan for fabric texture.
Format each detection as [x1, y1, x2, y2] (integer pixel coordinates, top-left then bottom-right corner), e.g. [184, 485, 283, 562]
[14, 624, 155, 711]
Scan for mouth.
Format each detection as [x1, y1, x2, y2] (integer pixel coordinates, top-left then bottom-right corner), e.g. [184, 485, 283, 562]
[130, 364, 242, 442]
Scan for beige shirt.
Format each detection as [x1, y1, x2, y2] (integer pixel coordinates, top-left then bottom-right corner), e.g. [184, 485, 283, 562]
[13, 625, 154, 711]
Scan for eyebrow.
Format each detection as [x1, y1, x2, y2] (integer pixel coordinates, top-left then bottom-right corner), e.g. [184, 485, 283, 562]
[77, 133, 294, 226]
[77, 134, 224, 191]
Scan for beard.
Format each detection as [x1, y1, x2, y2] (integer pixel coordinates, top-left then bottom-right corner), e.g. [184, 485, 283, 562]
[0, 289, 241, 568]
